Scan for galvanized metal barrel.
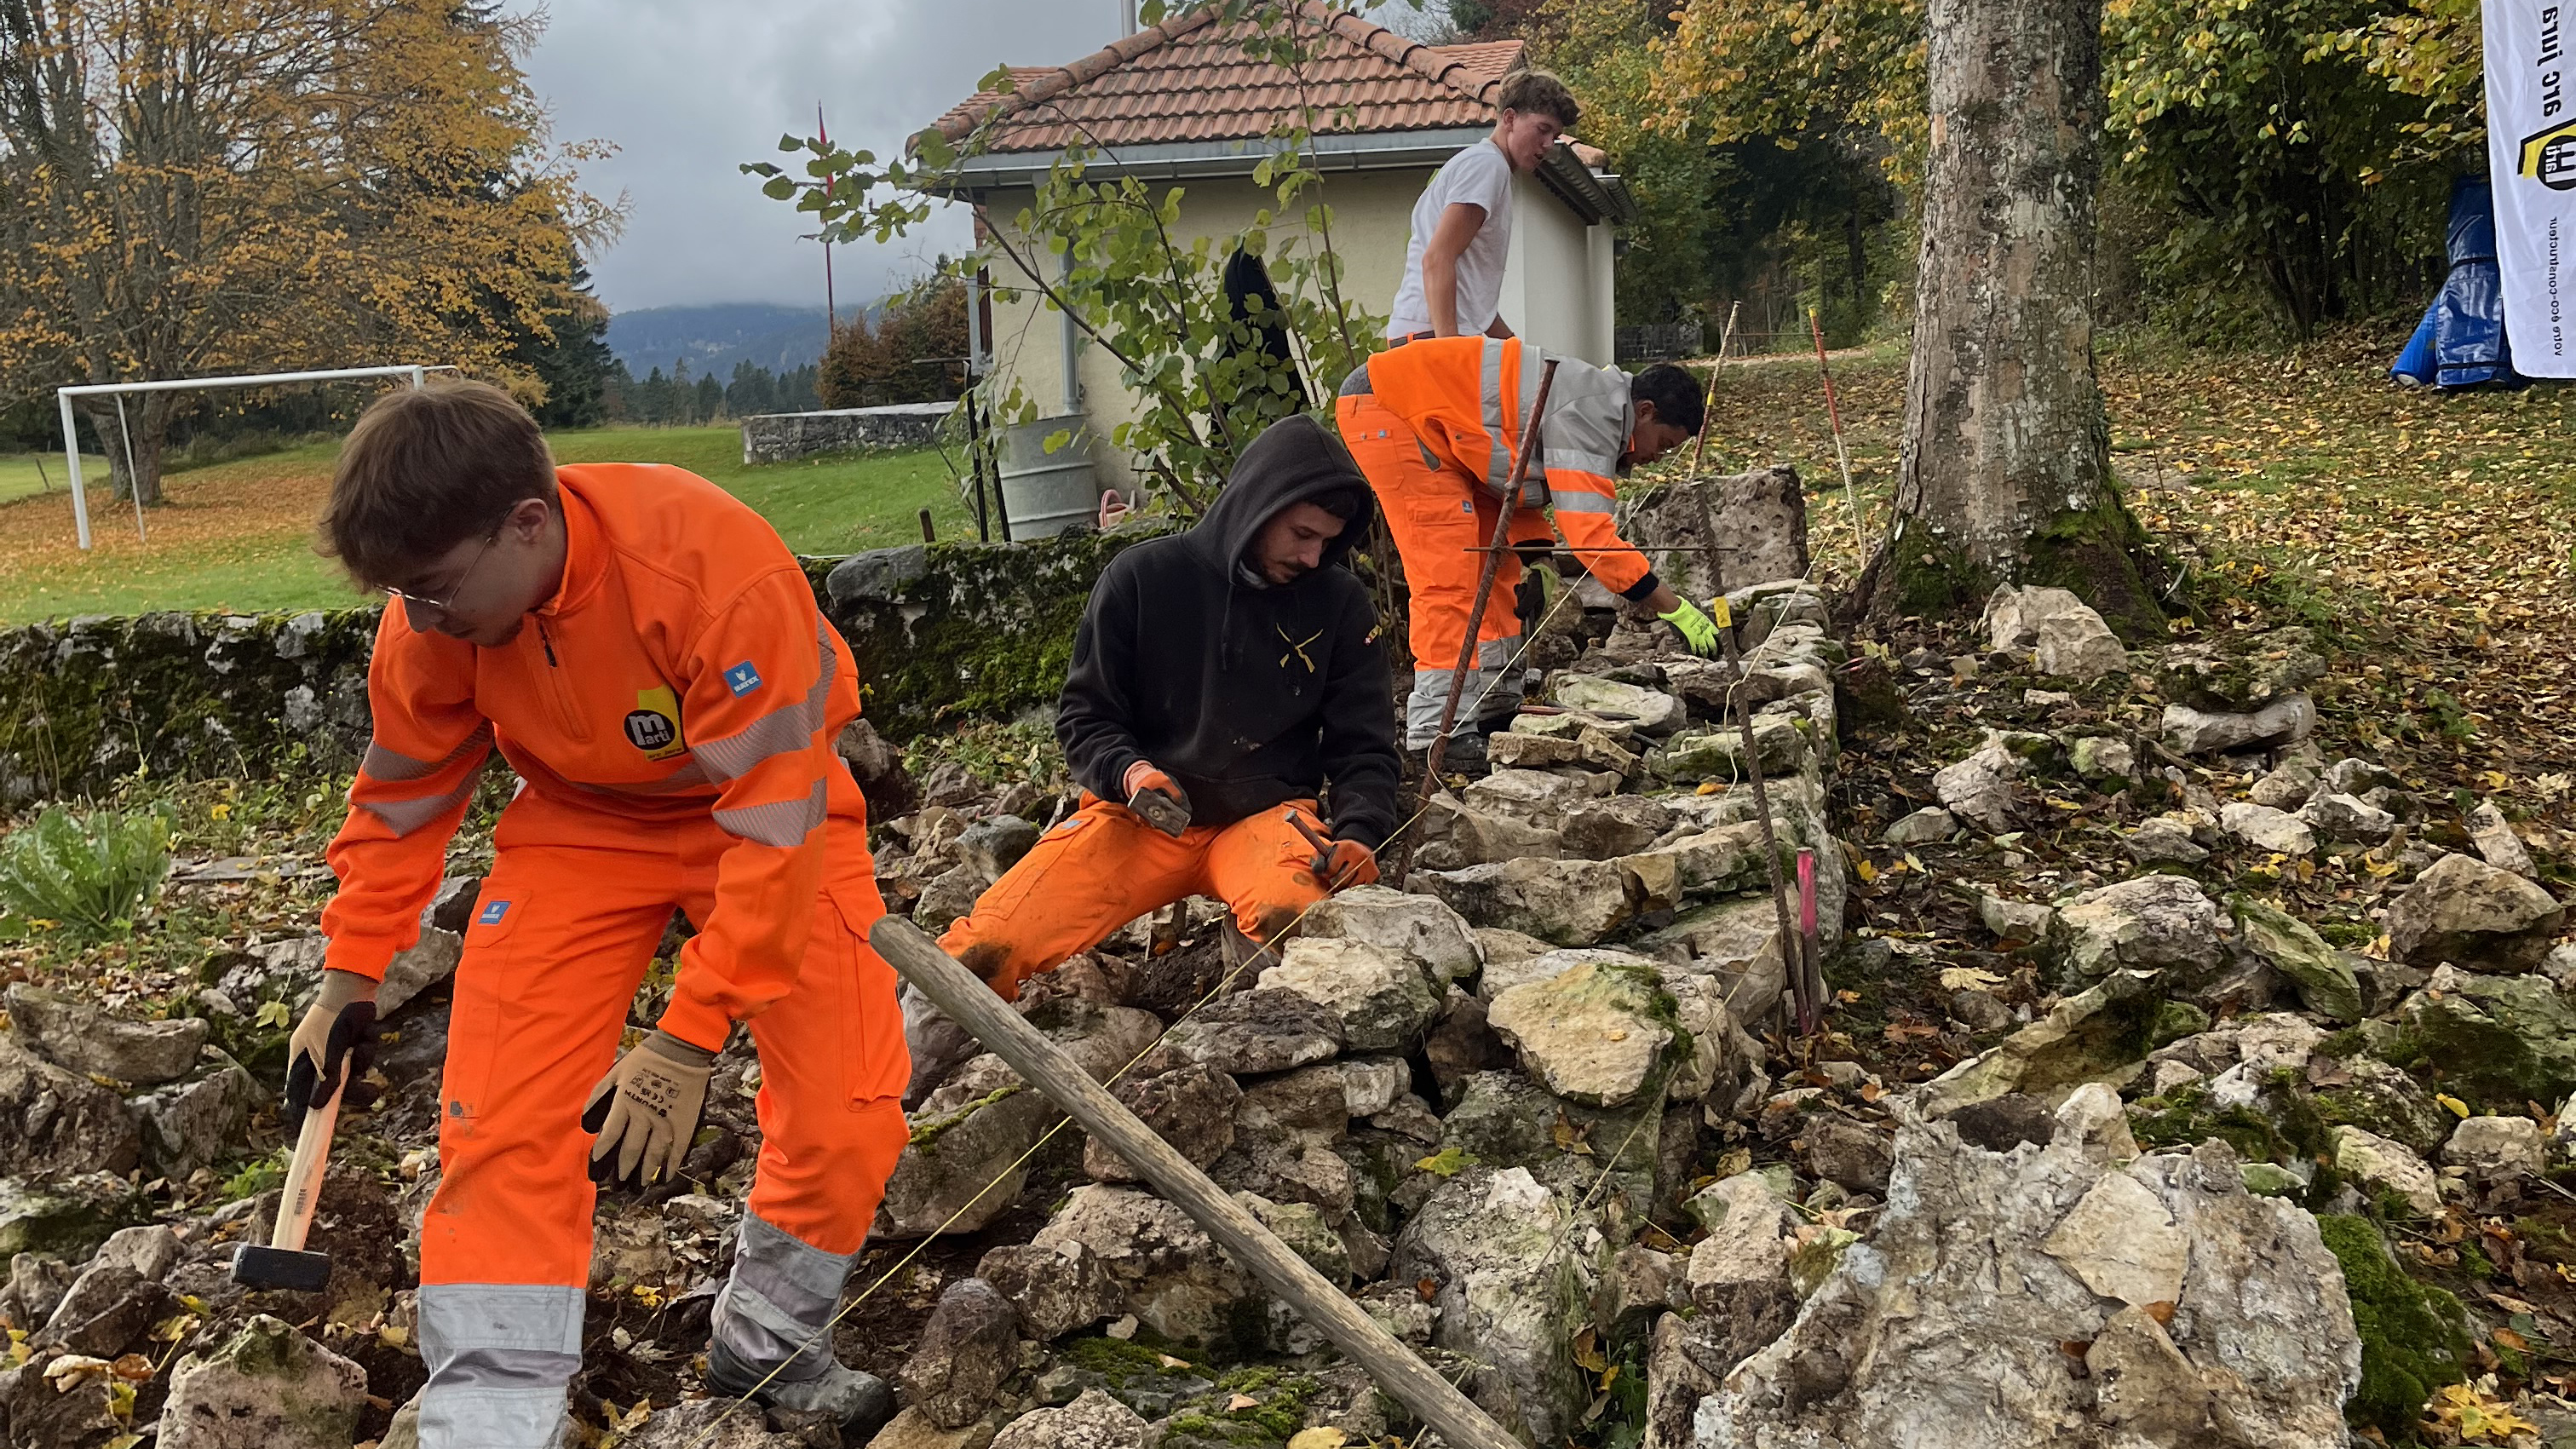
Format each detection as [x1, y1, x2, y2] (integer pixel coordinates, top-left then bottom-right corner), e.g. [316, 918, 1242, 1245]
[996, 416, 1101, 539]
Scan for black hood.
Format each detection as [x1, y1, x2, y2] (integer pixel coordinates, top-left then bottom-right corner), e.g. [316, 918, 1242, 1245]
[1187, 415, 1377, 578]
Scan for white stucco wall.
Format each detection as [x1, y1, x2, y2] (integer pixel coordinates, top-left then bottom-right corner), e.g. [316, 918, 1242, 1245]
[975, 159, 1617, 492]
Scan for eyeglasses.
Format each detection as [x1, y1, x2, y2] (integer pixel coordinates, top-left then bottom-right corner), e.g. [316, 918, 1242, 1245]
[387, 527, 500, 612]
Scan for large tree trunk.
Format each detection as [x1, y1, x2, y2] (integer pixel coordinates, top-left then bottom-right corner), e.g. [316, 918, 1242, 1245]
[76, 395, 167, 508]
[1887, 0, 2165, 636]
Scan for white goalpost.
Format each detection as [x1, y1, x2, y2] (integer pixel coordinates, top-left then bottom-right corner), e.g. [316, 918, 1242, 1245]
[55, 364, 457, 550]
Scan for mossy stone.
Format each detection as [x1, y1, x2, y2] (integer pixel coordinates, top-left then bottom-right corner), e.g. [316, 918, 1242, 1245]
[2318, 1214, 2469, 1440]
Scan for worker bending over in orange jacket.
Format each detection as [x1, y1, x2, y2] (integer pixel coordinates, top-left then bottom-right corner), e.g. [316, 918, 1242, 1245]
[289, 381, 906, 1446]
[1335, 336, 1715, 765]
[905, 417, 1402, 1103]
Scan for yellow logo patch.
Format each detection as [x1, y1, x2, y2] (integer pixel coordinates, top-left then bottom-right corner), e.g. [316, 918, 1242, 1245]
[624, 685, 686, 760]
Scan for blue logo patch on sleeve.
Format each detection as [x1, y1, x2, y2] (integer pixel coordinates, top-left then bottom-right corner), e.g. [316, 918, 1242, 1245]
[476, 900, 510, 926]
[723, 661, 763, 696]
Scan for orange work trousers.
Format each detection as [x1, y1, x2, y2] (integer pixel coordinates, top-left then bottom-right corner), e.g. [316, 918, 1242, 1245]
[1337, 391, 1552, 747]
[420, 795, 909, 1288]
[939, 796, 1337, 998]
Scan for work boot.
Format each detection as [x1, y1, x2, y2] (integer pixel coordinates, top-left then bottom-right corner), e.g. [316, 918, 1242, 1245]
[1428, 727, 1487, 775]
[707, 1213, 895, 1440]
[704, 1337, 893, 1435]
[900, 981, 981, 1111]
[1218, 919, 1282, 984]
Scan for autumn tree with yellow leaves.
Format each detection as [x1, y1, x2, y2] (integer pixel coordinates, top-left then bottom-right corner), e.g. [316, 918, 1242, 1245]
[0, 0, 618, 505]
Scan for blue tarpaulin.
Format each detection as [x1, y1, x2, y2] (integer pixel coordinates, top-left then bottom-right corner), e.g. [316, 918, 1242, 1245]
[2391, 176, 2524, 388]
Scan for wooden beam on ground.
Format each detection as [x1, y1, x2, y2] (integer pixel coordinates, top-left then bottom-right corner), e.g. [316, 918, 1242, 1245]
[867, 916, 1526, 1449]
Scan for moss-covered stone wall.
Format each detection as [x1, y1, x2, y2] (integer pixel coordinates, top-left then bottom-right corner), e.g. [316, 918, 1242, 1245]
[0, 525, 1167, 802]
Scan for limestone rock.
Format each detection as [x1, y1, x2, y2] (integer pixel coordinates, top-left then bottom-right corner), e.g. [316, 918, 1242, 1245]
[1881, 807, 1957, 845]
[0, 1174, 145, 1259]
[158, 1314, 368, 1449]
[2333, 1125, 2441, 1218]
[1161, 990, 1343, 1074]
[897, 1278, 1021, 1429]
[1651, 715, 1808, 783]
[0, 1034, 141, 1176]
[2069, 734, 2136, 783]
[1462, 768, 1613, 831]
[1485, 956, 1683, 1109]
[2469, 802, 2539, 877]
[1619, 469, 1810, 601]
[2297, 791, 2397, 842]
[1083, 1063, 1239, 1184]
[879, 1001, 1164, 1237]
[131, 1048, 259, 1180]
[1390, 1167, 1589, 1446]
[2251, 759, 2321, 809]
[2052, 875, 2222, 982]
[1932, 732, 2054, 835]
[988, 1389, 1148, 1449]
[976, 1239, 1121, 1342]
[34, 1259, 167, 1357]
[1978, 894, 2053, 944]
[1031, 1186, 1258, 1351]
[1983, 584, 2093, 653]
[1407, 857, 1633, 947]
[2445, 1115, 2547, 1187]
[2161, 695, 2315, 757]
[2035, 607, 2126, 681]
[2385, 852, 2565, 969]
[1561, 796, 1675, 860]
[1413, 796, 1564, 871]
[3, 986, 205, 1085]
[2124, 814, 2209, 865]
[2155, 630, 2326, 710]
[616, 1398, 809, 1448]
[1803, 1114, 1894, 1194]
[1550, 675, 1685, 735]
[2391, 971, 2576, 1104]
[1259, 938, 1440, 1052]
[2230, 896, 2364, 1023]
[2221, 802, 2315, 857]
[957, 815, 1041, 879]
[1694, 1124, 2359, 1449]
[1297, 885, 1481, 986]
[1915, 970, 2160, 1118]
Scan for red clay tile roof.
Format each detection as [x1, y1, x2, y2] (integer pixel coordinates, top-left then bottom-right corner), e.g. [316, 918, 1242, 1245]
[928, 4, 1530, 153]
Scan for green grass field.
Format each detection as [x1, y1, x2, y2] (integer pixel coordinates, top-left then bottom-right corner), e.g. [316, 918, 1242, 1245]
[0, 428, 979, 624]
[0, 453, 106, 506]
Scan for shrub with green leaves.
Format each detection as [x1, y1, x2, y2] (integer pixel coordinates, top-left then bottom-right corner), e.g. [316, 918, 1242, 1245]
[0, 805, 174, 940]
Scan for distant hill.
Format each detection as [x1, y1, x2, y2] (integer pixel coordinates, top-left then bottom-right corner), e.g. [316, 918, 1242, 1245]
[606, 302, 873, 378]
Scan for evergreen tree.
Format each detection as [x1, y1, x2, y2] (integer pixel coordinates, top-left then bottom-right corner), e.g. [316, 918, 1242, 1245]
[517, 253, 613, 429]
[695, 373, 725, 422]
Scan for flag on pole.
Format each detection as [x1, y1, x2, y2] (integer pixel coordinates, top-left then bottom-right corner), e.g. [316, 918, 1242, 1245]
[2485, 0, 2576, 375]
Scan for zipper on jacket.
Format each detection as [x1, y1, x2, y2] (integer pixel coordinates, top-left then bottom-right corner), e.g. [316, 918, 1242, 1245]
[531, 617, 587, 739]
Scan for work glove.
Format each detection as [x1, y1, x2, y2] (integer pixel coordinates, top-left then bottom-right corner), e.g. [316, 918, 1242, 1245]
[1657, 597, 1722, 658]
[1315, 839, 1380, 890]
[283, 969, 379, 1135]
[1122, 762, 1193, 838]
[581, 1029, 717, 1191]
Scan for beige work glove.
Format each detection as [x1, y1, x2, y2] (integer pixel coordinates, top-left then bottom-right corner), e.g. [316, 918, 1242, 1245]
[581, 1029, 717, 1190]
[284, 969, 379, 1134]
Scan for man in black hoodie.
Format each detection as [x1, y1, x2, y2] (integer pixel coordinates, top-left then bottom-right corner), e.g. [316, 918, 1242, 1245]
[907, 416, 1400, 1104]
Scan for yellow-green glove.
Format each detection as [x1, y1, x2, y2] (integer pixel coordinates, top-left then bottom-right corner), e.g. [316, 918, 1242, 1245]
[1658, 597, 1722, 658]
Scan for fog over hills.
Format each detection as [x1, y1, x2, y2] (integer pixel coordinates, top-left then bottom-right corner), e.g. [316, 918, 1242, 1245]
[604, 302, 877, 377]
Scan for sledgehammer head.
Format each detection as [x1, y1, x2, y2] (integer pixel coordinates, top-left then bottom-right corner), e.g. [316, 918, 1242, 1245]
[230, 1241, 331, 1293]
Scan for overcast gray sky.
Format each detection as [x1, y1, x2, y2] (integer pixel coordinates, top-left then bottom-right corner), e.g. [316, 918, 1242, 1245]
[518, 0, 1117, 316]
[518, 1, 1451, 317]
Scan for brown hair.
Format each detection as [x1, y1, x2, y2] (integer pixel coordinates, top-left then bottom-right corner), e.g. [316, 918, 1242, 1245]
[1496, 70, 1579, 130]
[319, 378, 556, 587]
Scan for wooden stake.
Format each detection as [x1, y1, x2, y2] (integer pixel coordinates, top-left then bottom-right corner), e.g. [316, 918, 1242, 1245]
[867, 917, 1526, 1449]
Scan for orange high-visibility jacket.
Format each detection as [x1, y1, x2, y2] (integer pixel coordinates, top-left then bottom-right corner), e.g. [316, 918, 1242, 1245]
[319, 463, 869, 1052]
[1358, 336, 1654, 596]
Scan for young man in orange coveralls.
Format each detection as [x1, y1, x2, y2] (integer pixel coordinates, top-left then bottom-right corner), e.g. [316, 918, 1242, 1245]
[285, 381, 906, 1446]
[905, 416, 1402, 1104]
[1335, 337, 1717, 765]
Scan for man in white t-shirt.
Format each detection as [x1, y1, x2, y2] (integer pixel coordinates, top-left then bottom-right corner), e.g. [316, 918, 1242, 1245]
[1386, 70, 1582, 342]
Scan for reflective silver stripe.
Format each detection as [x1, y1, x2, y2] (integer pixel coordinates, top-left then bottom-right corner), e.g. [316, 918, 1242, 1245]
[417, 1283, 582, 1449]
[1479, 337, 1513, 493]
[1552, 489, 1618, 515]
[363, 724, 494, 784]
[1404, 644, 1526, 748]
[359, 771, 480, 838]
[712, 1210, 859, 1375]
[1538, 359, 1630, 478]
[712, 778, 827, 847]
[693, 621, 838, 783]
